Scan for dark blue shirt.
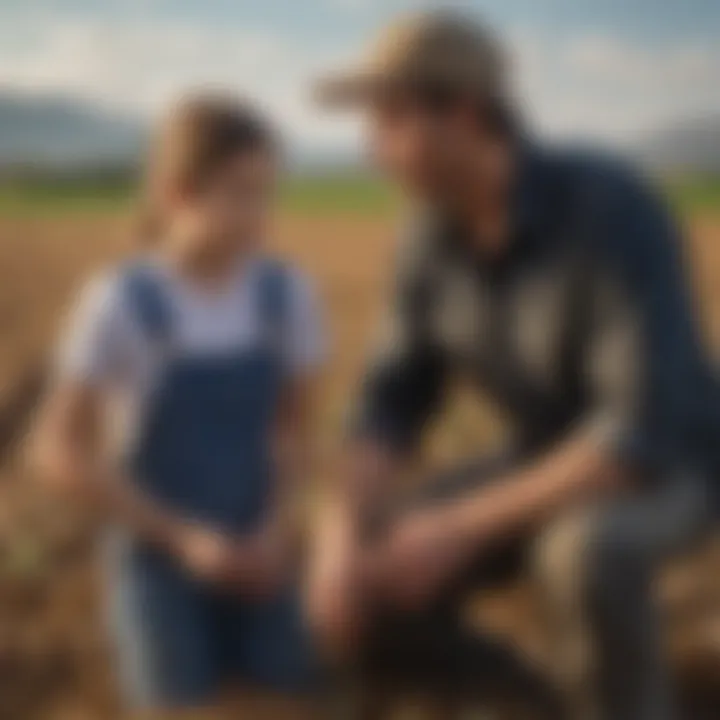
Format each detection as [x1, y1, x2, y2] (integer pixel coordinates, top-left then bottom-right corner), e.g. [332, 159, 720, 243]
[352, 144, 720, 478]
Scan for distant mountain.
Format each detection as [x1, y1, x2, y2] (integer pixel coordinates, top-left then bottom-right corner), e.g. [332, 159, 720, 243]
[0, 90, 354, 174]
[0, 90, 145, 170]
[1, 89, 718, 176]
[636, 116, 720, 174]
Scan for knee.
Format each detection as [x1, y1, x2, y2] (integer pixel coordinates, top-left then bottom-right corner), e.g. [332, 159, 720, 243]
[584, 521, 649, 609]
[533, 510, 594, 603]
[533, 508, 649, 611]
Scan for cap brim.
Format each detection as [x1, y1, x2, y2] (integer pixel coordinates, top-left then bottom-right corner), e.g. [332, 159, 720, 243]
[313, 70, 399, 108]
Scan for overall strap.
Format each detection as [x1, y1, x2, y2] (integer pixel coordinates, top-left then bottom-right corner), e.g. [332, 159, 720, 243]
[256, 258, 290, 354]
[120, 262, 175, 346]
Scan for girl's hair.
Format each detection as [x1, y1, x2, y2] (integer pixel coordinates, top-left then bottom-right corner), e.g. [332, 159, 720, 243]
[138, 92, 277, 241]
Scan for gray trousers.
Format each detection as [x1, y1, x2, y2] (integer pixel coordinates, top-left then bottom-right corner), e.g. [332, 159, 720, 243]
[359, 454, 712, 720]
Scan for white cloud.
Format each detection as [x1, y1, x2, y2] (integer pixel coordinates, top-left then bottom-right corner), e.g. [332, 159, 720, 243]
[325, 0, 372, 11]
[510, 31, 720, 142]
[0, 12, 718, 151]
[0, 14, 361, 150]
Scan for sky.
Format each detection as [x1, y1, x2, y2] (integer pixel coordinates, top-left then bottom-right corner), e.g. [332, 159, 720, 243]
[0, 0, 718, 152]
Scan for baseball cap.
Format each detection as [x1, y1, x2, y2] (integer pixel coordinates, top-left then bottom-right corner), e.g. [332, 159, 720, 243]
[314, 10, 508, 108]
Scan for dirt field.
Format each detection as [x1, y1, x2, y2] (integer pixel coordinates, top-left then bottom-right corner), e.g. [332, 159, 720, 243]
[0, 208, 719, 718]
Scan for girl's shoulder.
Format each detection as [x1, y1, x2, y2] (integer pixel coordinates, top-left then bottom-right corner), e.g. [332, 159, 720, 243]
[74, 265, 130, 320]
[253, 255, 326, 369]
[253, 255, 319, 306]
[56, 263, 153, 382]
[75, 257, 167, 330]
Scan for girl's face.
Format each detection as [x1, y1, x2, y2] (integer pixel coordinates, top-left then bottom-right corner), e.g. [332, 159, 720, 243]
[167, 148, 277, 261]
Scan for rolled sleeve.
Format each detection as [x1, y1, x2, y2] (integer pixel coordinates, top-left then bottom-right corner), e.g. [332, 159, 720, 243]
[55, 273, 132, 387]
[584, 171, 706, 472]
[581, 271, 646, 467]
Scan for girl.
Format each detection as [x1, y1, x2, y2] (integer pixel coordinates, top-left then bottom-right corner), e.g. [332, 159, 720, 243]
[36, 95, 325, 715]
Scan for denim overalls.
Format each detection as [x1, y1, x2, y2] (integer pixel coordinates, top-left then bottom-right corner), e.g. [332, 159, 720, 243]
[109, 260, 315, 708]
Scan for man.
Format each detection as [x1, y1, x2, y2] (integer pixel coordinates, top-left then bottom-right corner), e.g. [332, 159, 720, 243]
[307, 10, 719, 720]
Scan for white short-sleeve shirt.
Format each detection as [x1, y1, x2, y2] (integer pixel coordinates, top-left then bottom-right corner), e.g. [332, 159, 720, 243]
[56, 254, 326, 437]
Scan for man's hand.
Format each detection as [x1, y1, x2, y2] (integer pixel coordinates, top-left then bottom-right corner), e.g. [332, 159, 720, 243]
[370, 434, 623, 611]
[370, 511, 475, 611]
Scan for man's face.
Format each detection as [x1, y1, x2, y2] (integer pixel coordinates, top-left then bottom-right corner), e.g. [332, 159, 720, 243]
[368, 94, 473, 201]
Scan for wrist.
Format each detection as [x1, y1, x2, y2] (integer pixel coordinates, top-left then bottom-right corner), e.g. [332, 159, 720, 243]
[160, 519, 192, 558]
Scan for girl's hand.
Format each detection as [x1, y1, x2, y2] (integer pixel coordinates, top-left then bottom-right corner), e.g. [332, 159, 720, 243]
[172, 523, 239, 585]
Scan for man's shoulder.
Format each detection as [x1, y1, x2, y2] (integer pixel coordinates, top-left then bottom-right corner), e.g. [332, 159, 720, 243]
[540, 144, 676, 268]
[539, 143, 652, 208]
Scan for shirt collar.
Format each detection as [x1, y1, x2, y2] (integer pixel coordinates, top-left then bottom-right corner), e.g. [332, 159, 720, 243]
[433, 138, 553, 268]
[512, 138, 554, 237]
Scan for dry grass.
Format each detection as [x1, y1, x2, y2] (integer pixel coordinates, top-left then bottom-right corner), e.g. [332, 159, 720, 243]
[0, 209, 719, 718]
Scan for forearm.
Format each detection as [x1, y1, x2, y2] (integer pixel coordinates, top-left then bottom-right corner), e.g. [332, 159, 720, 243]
[267, 374, 321, 543]
[452, 433, 621, 541]
[97, 469, 187, 552]
[375, 434, 623, 606]
[40, 442, 185, 553]
[307, 440, 405, 654]
[267, 432, 309, 549]
[311, 441, 398, 577]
